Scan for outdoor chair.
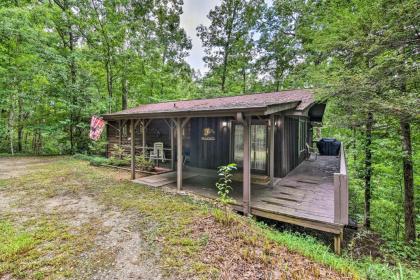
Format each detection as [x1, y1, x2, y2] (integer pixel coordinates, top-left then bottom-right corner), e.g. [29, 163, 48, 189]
[149, 142, 166, 165]
[306, 143, 319, 161]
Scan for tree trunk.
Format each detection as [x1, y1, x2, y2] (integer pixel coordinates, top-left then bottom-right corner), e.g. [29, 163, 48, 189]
[8, 110, 14, 156]
[364, 112, 373, 229]
[17, 95, 23, 152]
[221, 45, 229, 93]
[400, 120, 415, 242]
[69, 29, 76, 154]
[242, 67, 246, 93]
[121, 77, 128, 110]
[220, 1, 239, 93]
[105, 58, 113, 113]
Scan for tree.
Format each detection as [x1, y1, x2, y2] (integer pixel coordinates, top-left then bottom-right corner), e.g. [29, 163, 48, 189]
[298, 0, 418, 242]
[197, 0, 263, 94]
[256, 0, 304, 91]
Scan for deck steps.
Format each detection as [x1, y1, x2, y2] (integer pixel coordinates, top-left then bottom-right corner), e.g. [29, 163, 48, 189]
[232, 173, 271, 185]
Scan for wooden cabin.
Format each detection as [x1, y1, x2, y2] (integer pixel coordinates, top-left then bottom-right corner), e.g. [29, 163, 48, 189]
[103, 89, 349, 253]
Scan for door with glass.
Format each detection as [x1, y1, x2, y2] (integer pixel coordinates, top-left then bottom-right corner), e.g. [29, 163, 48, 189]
[233, 123, 267, 173]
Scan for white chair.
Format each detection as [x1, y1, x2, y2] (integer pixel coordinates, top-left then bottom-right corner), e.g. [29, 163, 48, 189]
[149, 142, 166, 165]
[306, 143, 319, 160]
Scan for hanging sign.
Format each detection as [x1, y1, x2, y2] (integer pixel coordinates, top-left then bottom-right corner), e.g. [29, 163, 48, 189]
[201, 127, 215, 141]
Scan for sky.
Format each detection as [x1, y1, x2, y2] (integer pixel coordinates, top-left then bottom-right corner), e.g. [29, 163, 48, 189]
[180, 0, 221, 74]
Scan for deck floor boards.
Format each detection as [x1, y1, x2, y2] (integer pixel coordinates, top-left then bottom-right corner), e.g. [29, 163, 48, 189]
[134, 156, 340, 226]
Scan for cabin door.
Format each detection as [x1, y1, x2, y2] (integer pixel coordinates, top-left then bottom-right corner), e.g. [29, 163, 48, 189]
[233, 123, 268, 173]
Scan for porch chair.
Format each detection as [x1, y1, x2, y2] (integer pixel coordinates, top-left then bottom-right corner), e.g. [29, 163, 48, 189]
[306, 143, 319, 161]
[149, 142, 166, 166]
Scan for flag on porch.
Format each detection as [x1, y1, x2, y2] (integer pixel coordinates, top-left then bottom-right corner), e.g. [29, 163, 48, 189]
[89, 116, 105, 141]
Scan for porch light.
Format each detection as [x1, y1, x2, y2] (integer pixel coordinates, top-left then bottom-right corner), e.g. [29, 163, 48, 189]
[221, 121, 228, 127]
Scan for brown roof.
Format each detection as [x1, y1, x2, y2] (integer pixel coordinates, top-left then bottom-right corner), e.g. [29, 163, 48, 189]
[104, 89, 315, 118]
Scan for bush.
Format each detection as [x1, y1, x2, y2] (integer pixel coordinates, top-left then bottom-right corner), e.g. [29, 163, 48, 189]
[108, 157, 130, 166]
[110, 144, 126, 159]
[73, 154, 119, 166]
[135, 155, 154, 171]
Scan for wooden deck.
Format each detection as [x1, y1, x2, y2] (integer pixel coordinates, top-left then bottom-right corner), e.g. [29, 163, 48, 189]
[134, 156, 343, 234]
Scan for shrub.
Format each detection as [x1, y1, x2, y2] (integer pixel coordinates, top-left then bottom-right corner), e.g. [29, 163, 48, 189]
[135, 155, 155, 171]
[110, 144, 126, 159]
[215, 163, 237, 224]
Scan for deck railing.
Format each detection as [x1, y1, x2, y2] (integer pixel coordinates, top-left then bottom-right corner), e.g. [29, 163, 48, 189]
[333, 143, 349, 225]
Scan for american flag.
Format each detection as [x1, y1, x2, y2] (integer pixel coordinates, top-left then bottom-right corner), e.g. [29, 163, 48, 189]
[89, 116, 105, 141]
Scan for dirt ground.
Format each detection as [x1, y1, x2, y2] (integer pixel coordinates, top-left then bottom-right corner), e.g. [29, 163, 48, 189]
[0, 157, 166, 280]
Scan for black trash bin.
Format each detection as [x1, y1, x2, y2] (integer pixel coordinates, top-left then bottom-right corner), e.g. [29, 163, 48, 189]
[316, 138, 341, 156]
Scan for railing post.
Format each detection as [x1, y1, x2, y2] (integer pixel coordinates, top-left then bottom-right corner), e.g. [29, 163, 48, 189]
[334, 144, 348, 225]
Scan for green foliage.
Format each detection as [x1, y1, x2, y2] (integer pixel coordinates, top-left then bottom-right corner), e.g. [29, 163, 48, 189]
[0, 0, 195, 155]
[259, 222, 420, 280]
[135, 154, 154, 172]
[0, 221, 35, 262]
[216, 163, 237, 205]
[73, 154, 128, 167]
[215, 163, 237, 224]
[110, 144, 126, 160]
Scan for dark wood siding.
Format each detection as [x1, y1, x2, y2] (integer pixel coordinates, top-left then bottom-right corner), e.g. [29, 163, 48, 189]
[106, 119, 171, 158]
[188, 117, 231, 169]
[274, 116, 307, 177]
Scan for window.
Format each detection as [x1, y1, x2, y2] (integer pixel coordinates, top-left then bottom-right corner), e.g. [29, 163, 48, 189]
[298, 118, 307, 153]
[233, 124, 244, 166]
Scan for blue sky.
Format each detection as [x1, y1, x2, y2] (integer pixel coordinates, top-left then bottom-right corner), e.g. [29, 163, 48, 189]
[180, 0, 221, 74]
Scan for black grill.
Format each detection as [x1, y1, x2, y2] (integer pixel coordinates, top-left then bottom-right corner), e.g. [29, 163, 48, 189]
[316, 138, 341, 156]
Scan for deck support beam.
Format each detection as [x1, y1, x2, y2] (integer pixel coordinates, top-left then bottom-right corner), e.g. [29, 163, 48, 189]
[175, 117, 190, 191]
[130, 119, 135, 180]
[334, 231, 343, 255]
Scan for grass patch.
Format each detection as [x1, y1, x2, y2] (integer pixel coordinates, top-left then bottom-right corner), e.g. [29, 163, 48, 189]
[0, 217, 97, 279]
[257, 222, 419, 280]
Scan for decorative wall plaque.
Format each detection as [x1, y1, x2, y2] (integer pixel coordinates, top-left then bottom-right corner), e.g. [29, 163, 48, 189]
[201, 127, 216, 141]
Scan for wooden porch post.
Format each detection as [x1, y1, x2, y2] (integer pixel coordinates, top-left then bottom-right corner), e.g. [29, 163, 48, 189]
[118, 120, 122, 146]
[130, 119, 135, 180]
[278, 114, 287, 177]
[269, 114, 275, 186]
[175, 117, 190, 191]
[176, 119, 183, 191]
[170, 122, 175, 170]
[141, 120, 146, 155]
[243, 116, 251, 216]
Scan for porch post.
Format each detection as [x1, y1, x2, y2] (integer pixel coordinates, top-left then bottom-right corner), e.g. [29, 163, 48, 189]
[141, 120, 146, 155]
[242, 116, 251, 216]
[118, 120, 122, 146]
[278, 114, 287, 177]
[269, 114, 275, 186]
[130, 119, 135, 180]
[170, 121, 175, 170]
[176, 118, 183, 191]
